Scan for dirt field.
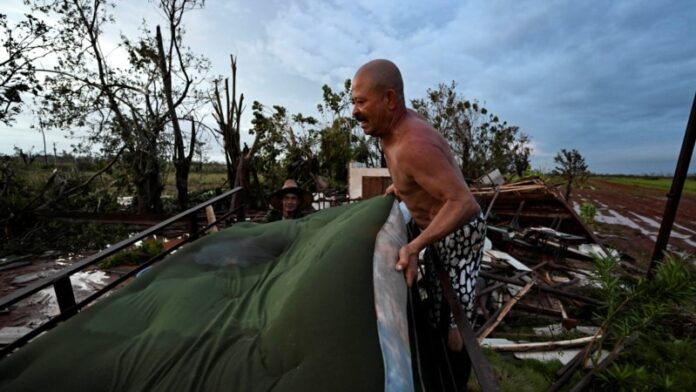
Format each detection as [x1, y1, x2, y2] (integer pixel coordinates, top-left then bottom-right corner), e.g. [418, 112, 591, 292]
[573, 178, 696, 266]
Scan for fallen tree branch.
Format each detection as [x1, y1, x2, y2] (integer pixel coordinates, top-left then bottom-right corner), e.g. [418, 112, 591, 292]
[37, 145, 126, 210]
[22, 168, 58, 211]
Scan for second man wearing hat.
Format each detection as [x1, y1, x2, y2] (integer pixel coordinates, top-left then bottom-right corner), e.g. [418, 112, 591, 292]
[263, 179, 313, 222]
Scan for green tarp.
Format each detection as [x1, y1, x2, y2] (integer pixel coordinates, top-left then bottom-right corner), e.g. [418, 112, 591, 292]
[0, 196, 413, 391]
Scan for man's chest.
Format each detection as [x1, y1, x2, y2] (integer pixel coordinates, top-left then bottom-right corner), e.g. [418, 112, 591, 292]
[384, 148, 414, 191]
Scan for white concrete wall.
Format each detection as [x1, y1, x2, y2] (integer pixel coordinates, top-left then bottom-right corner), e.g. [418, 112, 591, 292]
[348, 166, 390, 199]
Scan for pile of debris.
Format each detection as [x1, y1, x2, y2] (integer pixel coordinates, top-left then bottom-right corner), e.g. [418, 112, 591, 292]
[469, 179, 638, 390]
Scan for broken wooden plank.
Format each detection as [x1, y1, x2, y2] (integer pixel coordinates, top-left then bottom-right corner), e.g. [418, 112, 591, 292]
[478, 270, 531, 296]
[514, 349, 609, 366]
[436, 270, 500, 392]
[546, 349, 584, 392]
[482, 335, 601, 352]
[480, 270, 602, 305]
[567, 333, 639, 392]
[205, 206, 219, 233]
[485, 249, 532, 271]
[515, 302, 565, 319]
[477, 280, 535, 342]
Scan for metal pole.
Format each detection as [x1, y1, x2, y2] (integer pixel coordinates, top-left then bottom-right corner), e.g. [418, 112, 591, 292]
[648, 92, 696, 279]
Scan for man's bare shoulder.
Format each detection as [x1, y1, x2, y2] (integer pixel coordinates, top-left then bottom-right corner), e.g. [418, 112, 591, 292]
[395, 113, 448, 156]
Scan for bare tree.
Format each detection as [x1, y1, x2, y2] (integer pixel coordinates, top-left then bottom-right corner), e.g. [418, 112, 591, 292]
[211, 55, 266, 213]
[154, 0, 205, 210]
[211, 55, 244, 189]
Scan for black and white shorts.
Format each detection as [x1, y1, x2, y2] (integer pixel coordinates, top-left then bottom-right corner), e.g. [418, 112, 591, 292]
[423, 212, 486, 328]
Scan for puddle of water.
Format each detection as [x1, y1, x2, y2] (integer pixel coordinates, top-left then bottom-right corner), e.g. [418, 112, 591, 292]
[596, 209, 659, 242]
[674, 223, 696, 236]
[595, 209, 651, 234]
[629, 212, 661, 229]
[594, 200, 608, 209]
[628, 212, 696, 246]
[575, 198, 695, 250]
[71, 270, 109, 292]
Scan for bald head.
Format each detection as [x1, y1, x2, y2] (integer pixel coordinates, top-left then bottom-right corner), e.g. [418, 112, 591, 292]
[354, 59, 404, 103]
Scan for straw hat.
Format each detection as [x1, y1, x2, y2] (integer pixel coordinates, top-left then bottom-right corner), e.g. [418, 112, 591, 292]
[269, 179, 313, 210]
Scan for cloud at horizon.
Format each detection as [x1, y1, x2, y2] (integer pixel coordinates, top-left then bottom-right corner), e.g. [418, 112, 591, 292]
[2, 0, 695, 174]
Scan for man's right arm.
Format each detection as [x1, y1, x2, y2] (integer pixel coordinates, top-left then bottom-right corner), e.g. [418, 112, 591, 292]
[394, 142, 479, 286]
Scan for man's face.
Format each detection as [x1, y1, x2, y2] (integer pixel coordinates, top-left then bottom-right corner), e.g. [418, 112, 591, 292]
[351, 73, 389, 137]
[282, 193, 300, 216]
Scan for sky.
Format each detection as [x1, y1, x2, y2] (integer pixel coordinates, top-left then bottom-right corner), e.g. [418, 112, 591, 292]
[2, 0, 696, 175]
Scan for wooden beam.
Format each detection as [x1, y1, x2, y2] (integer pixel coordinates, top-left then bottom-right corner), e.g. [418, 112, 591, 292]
[437, 270, 500, 392]
[205, 206, 219, 233]
[480, 271, 602, 306]
[514, 302, 565, 318]
[477, 280, 535, 342]
[484, 335, 601, 352]
[568, 333, 639, 392]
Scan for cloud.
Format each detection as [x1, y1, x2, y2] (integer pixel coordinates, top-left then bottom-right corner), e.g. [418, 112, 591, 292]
[2, 0, 695, 175]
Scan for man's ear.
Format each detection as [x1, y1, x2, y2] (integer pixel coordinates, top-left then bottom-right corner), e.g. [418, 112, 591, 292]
[385, 89, 398, 109]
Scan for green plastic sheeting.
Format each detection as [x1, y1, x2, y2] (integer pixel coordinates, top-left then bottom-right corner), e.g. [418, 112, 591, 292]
[0, 196, 398, 391]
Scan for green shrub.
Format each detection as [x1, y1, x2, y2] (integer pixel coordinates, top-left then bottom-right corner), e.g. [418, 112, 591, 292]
[590, 254, 696, 390]
[100, 238, 165, 269]
[579, 202, 596, 227]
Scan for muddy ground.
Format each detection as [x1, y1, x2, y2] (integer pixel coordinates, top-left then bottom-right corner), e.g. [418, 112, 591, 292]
[573, 179, 696, 267]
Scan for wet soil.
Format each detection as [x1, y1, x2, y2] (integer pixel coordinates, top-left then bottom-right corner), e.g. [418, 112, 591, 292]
[0, 252, 135, 330]
[573, 179, 696, 267]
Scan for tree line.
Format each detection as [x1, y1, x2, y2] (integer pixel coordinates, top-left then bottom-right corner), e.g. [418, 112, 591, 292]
[1, 0, 536, 243]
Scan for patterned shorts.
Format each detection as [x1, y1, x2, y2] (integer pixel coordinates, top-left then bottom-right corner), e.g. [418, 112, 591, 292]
[423, 211, 486, 328]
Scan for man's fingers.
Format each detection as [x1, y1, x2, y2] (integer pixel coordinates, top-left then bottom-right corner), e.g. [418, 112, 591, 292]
[397, 246, 418, 287]
[395, 257, 406, 271]
[405, 268, 417, 287]
[395, 258, 415, 286]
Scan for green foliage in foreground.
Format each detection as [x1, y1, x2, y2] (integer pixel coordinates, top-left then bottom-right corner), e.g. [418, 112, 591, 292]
[598, 337, 696, 391]
[100, 239, 165, 269]
[591, 254, 696, 391]
[467, 349, 563, 391]
[600, 176, 696, 193]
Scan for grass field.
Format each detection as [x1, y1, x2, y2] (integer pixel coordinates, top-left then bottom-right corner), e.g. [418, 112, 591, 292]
[13, 164, 230, 195]
[165, 171, 228, 194]
[598, 176, 696, 193]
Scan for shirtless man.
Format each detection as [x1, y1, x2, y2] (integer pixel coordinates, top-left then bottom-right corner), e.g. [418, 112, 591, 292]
[352, 59, 486, 352]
